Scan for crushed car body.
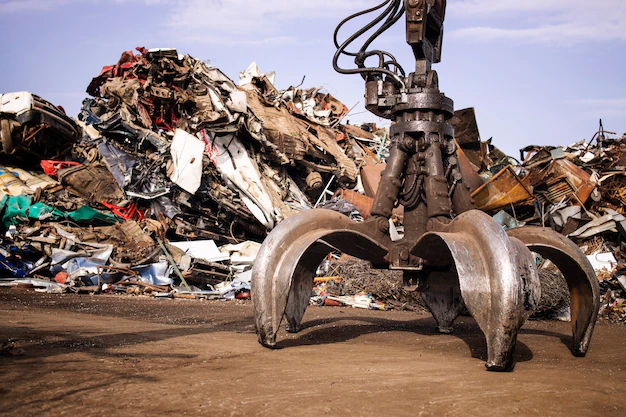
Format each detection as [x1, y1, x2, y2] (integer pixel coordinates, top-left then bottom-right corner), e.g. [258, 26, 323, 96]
[0, 92, 79, 161]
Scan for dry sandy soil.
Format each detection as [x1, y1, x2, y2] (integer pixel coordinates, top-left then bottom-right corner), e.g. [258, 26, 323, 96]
[1, 288, 625, 416]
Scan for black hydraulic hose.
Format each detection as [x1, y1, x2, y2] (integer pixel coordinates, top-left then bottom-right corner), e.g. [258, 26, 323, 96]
[332, 0, 406, 85]
[333, 0, 394, 55]
[359, 1, 404, 55]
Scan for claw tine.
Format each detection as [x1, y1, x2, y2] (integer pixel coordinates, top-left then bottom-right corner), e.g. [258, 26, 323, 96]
[413, 211, 540, 371]
[252, 209, 390, 347]
[284, 241, 335, 333]
[507, 227, 600, 356]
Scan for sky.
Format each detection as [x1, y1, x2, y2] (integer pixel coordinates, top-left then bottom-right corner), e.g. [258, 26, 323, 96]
[0, 0, 624, 157]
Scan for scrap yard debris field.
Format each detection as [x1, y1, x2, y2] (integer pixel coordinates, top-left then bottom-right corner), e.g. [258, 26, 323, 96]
[1, 0, 626, 414]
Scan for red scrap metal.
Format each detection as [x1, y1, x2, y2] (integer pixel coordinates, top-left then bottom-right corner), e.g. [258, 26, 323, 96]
[100, 201, 146, 221]
[40, 160, 81, 178]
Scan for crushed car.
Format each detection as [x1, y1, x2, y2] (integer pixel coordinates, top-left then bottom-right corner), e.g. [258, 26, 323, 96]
[0, 92, 79, 162]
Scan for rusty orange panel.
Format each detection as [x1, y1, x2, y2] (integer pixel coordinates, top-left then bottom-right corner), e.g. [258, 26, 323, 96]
[335, 189, 374, 219]
[335, 189, 404, 220]
[343, 124, 375, 140]
[360, 163, 386, 198]
[527, 158, 595, 205]
[456, 142, 484, 193]
[471, 166, 534, 212]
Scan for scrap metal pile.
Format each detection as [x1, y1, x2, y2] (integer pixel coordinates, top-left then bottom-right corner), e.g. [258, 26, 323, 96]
[450, 110, 626, 322]
[0, 47, 389, 298]
[0, 47, 623, 323]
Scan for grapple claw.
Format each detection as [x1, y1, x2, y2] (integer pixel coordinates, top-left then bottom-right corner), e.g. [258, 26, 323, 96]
[252, 209, 389, 347]
[251, 0, 600, 371]
[507, 226, 600, 356]
[419, 267, 463, 334]
[413, 210, 540, 371]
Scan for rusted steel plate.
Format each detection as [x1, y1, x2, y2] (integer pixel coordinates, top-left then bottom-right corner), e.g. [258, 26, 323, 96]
[527, 159, 595, 205]
[360, 163, 386, 198]
[456, 143, 484, 193]
[471, 166, 534, 212]
[335, 189, 374, 219]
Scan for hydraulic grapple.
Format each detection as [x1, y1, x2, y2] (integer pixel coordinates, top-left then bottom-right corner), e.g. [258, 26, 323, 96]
[252, 0, 599, 371]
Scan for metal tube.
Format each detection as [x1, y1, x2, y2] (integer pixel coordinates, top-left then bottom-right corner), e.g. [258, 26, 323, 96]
[157, 238, 191, 291]
[424, 143, 452, 218]
[370, 142, 408, 218]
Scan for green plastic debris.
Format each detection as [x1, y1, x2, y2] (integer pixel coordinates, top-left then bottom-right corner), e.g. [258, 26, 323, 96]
[66, 206, 119, 224]
[28, 202, 65, 221]
[1, 195, 41, 227]
[1, 195, 120, 228]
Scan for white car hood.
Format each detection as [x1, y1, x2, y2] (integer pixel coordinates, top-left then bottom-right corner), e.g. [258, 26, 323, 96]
[0, 92, 34, 116]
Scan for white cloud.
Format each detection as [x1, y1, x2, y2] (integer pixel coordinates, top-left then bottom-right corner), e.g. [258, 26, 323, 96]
[0, 0, 379, 45]
[164, 0, 378, 44]
[8, 1, 624, 46]
[171, 34, 299, 47]
[0, 0, 173, 13]
[449, 0, 570, 16]
[448, 0, 626, 44]
[1, 0, 105, 13]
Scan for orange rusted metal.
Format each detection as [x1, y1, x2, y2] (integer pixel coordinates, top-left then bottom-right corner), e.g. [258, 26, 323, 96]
[471, 166, 534, 212]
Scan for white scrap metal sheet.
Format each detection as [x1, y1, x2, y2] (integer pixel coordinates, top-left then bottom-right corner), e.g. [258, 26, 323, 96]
[569, 210, 626, 239]
[220, 241, 261, 265]
[239, 62, 275, 86]
[169, 129, 205, 194]
[170, 240, 230, 263]
[587, 251, 617, 273]
[0, 92, 33, 115]
[203, 131, 277, 229]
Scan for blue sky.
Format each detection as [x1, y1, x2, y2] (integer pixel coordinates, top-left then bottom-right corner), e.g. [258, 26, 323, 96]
[0, 0, 624, 157]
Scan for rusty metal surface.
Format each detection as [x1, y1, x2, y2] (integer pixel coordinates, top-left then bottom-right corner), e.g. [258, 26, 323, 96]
[243, 87, 359, 186]
[527, 159, 595, 206]
[471, 165, 535, 212]
[455, 143, 484, 193]
[449, 108, 480, 146]
[342, 124, 375, 141]
[335, 189, 374, 219]
[58, 164, 126, 205]
[360, 162, 386, 198]
[334, 188, 404, 221]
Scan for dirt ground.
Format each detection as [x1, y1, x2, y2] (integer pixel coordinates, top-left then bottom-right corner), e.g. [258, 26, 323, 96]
[1, 289, 625, 416]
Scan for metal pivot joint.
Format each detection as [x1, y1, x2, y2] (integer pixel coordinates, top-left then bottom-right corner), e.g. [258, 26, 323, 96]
[252, 0, 599, 371]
